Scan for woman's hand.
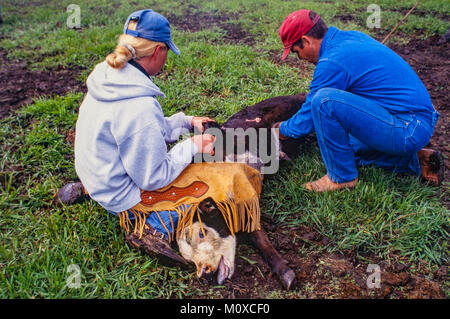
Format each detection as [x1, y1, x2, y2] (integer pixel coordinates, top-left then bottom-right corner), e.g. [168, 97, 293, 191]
[191, 134, 216, 155]
[191, 117, 214, 133]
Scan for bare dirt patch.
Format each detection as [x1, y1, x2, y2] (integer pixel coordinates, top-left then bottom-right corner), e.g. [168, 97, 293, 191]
[0, 49, 86, 119]
[166, 10, 255, 45]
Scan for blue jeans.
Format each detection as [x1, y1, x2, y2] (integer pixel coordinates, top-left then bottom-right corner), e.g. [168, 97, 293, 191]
[310, 88, 439, 183]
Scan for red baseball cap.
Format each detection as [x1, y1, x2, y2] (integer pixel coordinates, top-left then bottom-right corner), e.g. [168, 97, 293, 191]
[279, 10, 321, 60]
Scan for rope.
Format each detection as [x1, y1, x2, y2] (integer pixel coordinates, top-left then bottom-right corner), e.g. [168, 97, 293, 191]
[381, 0, 422, 44]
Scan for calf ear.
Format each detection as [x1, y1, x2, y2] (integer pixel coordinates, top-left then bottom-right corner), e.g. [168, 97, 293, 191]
[262, 106, 284, 125]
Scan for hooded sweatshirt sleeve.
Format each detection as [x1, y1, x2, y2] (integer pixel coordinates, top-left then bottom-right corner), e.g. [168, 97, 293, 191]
[162, 112, 193, 143]
[118, 121, 198, 191]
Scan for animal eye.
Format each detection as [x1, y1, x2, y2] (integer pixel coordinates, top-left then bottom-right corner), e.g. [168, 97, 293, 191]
[199, 229, 207, 239]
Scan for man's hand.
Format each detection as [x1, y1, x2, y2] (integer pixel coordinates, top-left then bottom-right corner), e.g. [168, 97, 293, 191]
[191, 117, 214, 133]
[272, 121, 290, 140]
[191, 134, 216, 155]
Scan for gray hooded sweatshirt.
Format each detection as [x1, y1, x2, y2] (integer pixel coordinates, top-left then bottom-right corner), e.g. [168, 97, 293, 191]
[75, 61, 197, 212]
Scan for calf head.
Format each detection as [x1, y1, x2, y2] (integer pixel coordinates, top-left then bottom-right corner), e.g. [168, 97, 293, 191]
[177, 198, 236, 284]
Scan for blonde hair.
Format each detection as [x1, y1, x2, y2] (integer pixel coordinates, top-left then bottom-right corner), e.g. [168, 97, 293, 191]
[106, 20, 167, 69]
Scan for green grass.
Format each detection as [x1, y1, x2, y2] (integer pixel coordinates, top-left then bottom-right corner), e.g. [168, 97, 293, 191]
[1, 0, 448, 71]
[0, 0, 449, 298]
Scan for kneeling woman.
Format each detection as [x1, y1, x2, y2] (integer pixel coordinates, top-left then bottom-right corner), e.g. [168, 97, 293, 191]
[66, 10, 216, 264]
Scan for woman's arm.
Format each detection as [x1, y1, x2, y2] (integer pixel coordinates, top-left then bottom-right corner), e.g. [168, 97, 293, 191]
[163, 112, 193, 143]
[119, 122, 197, 191]
[118, 121, 215, 191]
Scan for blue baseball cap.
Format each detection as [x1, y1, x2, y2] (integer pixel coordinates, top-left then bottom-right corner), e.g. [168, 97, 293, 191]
[123, 9, 180, 55]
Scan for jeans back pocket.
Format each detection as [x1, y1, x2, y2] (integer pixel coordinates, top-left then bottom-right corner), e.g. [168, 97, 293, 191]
[404, 118, 432, 154]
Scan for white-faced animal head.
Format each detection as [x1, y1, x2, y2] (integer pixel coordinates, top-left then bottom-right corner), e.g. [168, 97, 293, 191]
[177, 198, 236, 284]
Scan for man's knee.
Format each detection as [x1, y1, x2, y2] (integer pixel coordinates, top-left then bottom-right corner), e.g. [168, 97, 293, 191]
[311, 87, 343, 116]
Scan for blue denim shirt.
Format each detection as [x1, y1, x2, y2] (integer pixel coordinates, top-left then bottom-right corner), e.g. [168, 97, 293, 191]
[280, 26, 438, 138]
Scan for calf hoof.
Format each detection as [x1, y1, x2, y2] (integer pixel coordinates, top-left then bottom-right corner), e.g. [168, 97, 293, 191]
[279, 267, 296, 291]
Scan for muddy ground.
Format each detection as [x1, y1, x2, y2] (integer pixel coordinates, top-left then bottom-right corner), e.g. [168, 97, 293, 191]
[0, 48, 86, 119]
[0, 10, 448, 299]
[166, 9, 255, 46]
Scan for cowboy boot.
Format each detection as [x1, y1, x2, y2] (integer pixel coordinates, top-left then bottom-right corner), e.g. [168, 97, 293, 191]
[125, 226, 190, 269]
[54, 181, 89, 205]
[418, 148, 444, 186]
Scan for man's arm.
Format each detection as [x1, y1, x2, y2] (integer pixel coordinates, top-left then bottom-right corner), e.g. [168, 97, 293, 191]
[280, 60, 351, 139]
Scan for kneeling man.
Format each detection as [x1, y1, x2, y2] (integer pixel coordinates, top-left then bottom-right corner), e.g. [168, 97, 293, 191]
[275, 9, 443, 191]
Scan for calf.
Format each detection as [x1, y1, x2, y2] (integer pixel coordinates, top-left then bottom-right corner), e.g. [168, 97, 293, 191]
[202, 93, 307, 167]
[176, 93, 308, 290]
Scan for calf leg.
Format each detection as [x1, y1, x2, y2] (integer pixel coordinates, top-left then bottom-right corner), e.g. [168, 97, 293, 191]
[246, 230, 296, 290]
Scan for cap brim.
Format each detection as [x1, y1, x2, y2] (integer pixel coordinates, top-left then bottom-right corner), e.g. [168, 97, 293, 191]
[281, 47, 290, 61]
[167, 40, 181, 55]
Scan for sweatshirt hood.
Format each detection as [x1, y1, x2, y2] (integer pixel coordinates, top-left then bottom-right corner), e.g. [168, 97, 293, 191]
[86, 61, 166, 102]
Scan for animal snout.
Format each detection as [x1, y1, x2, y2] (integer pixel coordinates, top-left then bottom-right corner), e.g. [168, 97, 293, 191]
[198, 264, 215, 281]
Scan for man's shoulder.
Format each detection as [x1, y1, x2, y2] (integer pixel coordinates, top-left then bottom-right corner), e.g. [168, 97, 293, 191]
[323, 27, 384, 60]
[332, 26, 375, 43]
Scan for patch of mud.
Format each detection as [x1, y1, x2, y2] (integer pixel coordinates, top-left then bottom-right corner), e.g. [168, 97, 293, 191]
[0, 49, 86, 119]
[334, 8, 449, 25]
[389, 8, 449, 21]
[166, 10, 255, 45]
[190, 222, 447, 299]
